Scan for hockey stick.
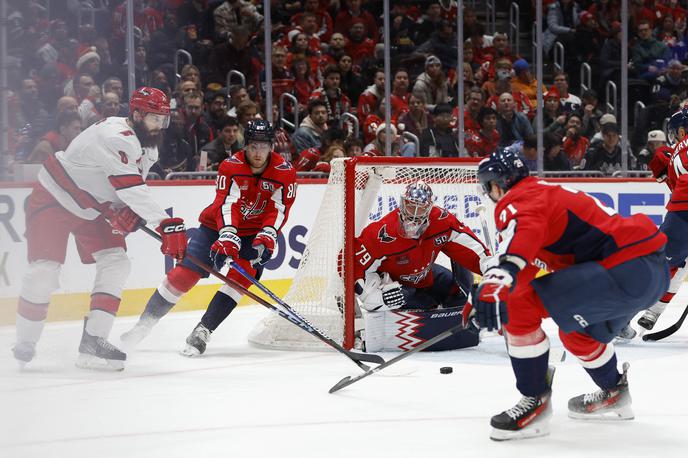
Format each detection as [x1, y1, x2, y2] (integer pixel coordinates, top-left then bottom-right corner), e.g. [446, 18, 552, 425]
[329, 322, 469, 393]
[642, 305, 688, 341]
[230, 260, 385, 364]
[475, 204, 494, 253]
[142, 226, 382, 369]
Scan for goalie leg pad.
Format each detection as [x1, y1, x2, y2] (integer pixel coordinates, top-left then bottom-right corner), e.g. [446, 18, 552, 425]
[363, 307, 479, 352]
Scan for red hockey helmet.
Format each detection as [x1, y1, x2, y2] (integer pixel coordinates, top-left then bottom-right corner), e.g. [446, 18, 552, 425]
[129, 87, 171, 128]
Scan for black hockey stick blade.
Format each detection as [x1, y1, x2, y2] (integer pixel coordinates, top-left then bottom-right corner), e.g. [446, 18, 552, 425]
[329, 323, 467, 394]
[642, 305, 688, 341]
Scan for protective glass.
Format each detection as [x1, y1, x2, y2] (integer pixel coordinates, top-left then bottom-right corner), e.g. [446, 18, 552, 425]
[144, 113, 170, 130]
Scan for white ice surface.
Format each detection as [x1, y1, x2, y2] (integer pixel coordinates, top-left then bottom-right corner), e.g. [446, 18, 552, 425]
[2, 290, 688, 458]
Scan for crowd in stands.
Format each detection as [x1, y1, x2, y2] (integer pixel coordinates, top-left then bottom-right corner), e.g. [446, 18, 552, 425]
[5, 0, 688, 178]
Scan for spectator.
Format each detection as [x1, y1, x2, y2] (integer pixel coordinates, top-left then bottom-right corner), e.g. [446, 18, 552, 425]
[583, 121, 624, 174]
[309, 65, 352, 125]
[390, 69, 411, 121]
[235, 99, 259, 145]
[520, 134, 538, 170]
[414, 2, 443, 45]
[580, 89, 605, 138]
[291, 0, 334, 42]
[561, 113, 590, 168]
[201, 116, 241, 170]
[496, 92, 534, 146]
[335, 0, 379, 41]
[588, 0, 621, 39]
[485, 73, 534, 120]
[599, 21, 623, 89]
[63, 47, 100, 96]
[14, 78, 47, 129]
[573, 11, 602, 77]
[358, 69, 385, 124]
[543, 0, 581, 55]
[155, 110, 193, 174]
[100, 92, 121, 119]
[629, 0, 655, 32]
[455, 86, 484, 132]
[337, 54, 365, 107]
[204, 90, 229, 136]
[552, 71, 582, 114]
[213, 0, 263, 40]
[651, 59, 688, 119]
[208, 26, 253, 86]
[465, 106, 500, 158]
[543, 131, 571, 171]
[182, 90, 214, 167]
[344, 19, 376, 66]
[419, 103, 459, 157]
[292, 99, 329, 152]
[102, 76, 128, 116]
[637, 129, 672, 168]
[481, 57, 513, 98]
[27, 111, 82, 164]
[364, 123, 405, 156]
[228, 85, 250, 118]
[511, 59, 541, 108]
[533, 86, 562, 132]
[399, 93, 433, 138]
[260, 46, 295, 104]
[416, 19, 458, 69]
[320, 33, 347, 69]
[632, 19, 671, 81]
[345, 137, 365, 157]
[72, 72, 100, 128]
[590, 113, 619, 145]
[287, 32, 320, 76]
[412, 55, 449, 111]
[149, 11, 182, 70]
[292, 57, 319, 110]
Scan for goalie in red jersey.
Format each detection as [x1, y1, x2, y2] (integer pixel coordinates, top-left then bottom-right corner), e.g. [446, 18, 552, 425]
[121, 120, 297, 356]
[472, 148, 668, 441]
[352, 180, 493, 352]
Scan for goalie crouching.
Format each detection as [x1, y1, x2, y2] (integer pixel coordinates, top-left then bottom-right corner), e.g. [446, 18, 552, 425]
[353, 181, 494, 352]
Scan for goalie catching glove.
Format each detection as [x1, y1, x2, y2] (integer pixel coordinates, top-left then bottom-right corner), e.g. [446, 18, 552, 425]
[156, 217, 187, 261]
[251, 227, 277, 266]
[357, 272, 406, 312]
[474, 267, 513, 331]
[211, 226, 241, 270]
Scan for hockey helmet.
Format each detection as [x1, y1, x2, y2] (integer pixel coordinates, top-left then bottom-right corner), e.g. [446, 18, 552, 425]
[129, 87, 171, 128]
[399, 180, 434, 238]
[648, 145, 673, 182]
[667, 106, 688, 145]
[245, 119, 275, 144]
[477, 147, 529, 196]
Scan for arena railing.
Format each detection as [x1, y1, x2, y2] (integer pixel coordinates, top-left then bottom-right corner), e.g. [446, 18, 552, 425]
[580, 63, 592, 94]
[509, 2, 520, 56]
[606, 81, 618, 115]
[611, 170, 652, 178]
[553, 42, 565, 73]
[226, 70, 247, 110]
[339, 112, 360, 139]
[279, 93, 299, 132]
[165, 171, 218, 180]
[402, 131, 420, 156]
[485, 0, 496, 35]
[174, 49, 193, 84]
[534, 170, 606, 178]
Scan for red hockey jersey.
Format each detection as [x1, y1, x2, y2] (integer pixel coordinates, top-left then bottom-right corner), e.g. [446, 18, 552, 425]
[198, 151, 297, 236]
[667, 136, 688, 211]
[494, 177, 666, 272]
[353, 207, 489, 289]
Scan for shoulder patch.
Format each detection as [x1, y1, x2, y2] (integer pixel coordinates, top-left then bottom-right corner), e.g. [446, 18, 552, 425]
[276, 161, 293, 170]
[227, 155, 243, 164]
[438, 208, 449, 220]
[119, 130, 135, 137]
[378, 224, 396, 243]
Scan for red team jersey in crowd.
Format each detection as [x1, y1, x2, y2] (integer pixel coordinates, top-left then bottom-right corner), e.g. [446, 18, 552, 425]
[494, 177, 666, 272]
[198, 151, 297, 236]
[667, 136, 688, 211]
[353, 207, 488, 289]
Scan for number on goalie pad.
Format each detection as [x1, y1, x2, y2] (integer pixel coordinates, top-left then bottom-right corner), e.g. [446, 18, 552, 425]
[363, 307, 480, 352]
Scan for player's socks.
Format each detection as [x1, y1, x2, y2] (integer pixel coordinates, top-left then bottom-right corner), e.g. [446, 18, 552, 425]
[76, 317, 126, 371]
[13, 297, 49, 365]
[121, 290, 176, 346]
[490, 365, 556, 441]
[569, 362, 633, 420]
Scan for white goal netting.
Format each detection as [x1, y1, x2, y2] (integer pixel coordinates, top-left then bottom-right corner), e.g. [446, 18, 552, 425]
[248, 157, 496, 350]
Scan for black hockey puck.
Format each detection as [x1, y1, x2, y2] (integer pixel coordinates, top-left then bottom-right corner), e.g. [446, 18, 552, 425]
[440, 366, 453, 374]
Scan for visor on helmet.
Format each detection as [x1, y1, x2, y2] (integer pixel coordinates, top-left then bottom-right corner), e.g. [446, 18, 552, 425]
[143, 112, 170, 130]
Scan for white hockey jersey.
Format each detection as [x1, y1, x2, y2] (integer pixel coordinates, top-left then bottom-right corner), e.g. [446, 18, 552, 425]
[37, 117, 169, 225]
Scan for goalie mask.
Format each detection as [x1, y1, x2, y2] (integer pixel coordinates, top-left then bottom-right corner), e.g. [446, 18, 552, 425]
[399, 181, 433, 238]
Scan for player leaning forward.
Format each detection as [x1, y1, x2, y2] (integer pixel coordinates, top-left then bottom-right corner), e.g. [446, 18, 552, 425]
[353, 180, 492, 351]
[472, 149, 668, 441]
[12, 87, 187, 370]
[122, 120, 297, 356]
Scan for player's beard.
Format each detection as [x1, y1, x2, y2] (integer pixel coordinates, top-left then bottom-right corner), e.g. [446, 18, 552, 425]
[133, 118, 164, 148]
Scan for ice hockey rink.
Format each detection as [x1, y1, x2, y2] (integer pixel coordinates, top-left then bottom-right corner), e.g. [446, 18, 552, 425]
[1, 290, 688, 458]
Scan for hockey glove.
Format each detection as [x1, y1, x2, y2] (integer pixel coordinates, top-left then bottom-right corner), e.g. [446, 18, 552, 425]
[251, 227, 277, 266]
[211, 227, 241, 270]
[105, 206, 144, 235]
[474, 267, 513, 332]
[156, 217, 187, 261]
[359, 272, 406, 312]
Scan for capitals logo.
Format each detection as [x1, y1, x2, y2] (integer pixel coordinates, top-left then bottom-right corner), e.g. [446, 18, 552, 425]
[399, 262, 432, 284]
[240, 197, 267, 219]
[378, 225, 396, 243]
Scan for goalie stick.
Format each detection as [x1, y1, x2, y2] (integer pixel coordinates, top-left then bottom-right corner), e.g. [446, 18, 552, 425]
[475, 204, 494, 253]
[141, 226, 383, 369]
[642, 305, 688, 341]
[230, 260, 385, 365]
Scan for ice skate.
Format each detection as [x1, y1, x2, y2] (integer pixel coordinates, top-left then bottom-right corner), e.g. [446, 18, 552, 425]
[12, 341, 36, 368]
[180, 322, 211, 357]
[120, 317, 156, 348]
[568, 362, 633, 421]
[490, 366, 555, 441]
[75, 319, 126, 371]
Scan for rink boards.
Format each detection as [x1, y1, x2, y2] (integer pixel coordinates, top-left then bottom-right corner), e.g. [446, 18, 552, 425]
[0, 178, 670, 325]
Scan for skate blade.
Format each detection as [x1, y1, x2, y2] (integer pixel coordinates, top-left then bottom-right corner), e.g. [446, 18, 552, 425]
[568, 405, 634, 421]
[75, 353, 125, 371]
[490, 423, 551, 441]
[179, 345, 202, 357]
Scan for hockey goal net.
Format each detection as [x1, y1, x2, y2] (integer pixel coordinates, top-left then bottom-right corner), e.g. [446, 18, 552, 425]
[248, 156, 496, 351]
